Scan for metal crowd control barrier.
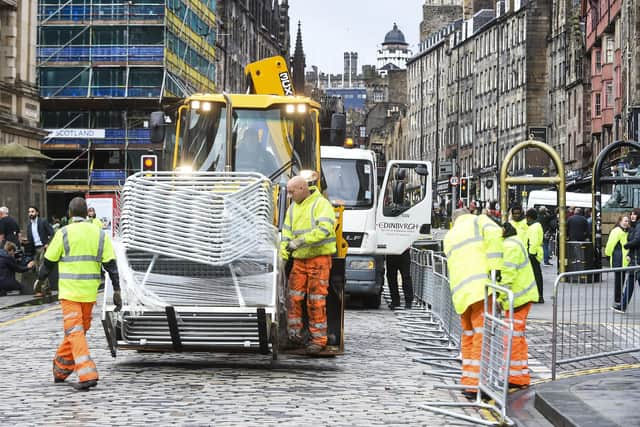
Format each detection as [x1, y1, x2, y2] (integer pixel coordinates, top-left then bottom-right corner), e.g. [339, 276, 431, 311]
[402, 249, 461, 378]
[552, 265, 640, 380]
[420, 282, 515, 427]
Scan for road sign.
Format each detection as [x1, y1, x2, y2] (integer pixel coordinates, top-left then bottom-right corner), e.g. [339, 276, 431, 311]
[449, 176, 459, 186]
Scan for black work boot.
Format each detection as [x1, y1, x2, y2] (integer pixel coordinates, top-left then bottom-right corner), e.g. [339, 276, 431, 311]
[305, 343, 325, 355]
[71, 379, 98, 390]
[53, 377, 65, 384]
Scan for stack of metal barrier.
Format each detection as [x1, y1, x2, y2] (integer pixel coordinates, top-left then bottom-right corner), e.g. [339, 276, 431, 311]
[405, 248, 516, 426]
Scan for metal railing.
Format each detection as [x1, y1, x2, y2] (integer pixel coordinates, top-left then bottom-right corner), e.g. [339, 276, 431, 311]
[408, 248, 516, 426]
[551, 265, 640, 379]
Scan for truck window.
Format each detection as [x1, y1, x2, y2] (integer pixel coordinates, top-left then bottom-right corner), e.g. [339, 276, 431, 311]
[323, 158, 374, 209]
[382, 164, 427, 217]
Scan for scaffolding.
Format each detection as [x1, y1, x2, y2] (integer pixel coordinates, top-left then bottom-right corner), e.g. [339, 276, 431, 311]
[37, 0, 218, 198]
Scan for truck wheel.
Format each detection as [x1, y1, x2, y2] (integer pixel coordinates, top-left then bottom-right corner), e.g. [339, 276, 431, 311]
[363, 293, 381, 309]
[270, 322, 279, 361]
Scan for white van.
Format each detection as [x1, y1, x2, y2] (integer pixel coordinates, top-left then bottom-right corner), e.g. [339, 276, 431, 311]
[526, 190, 611, 209]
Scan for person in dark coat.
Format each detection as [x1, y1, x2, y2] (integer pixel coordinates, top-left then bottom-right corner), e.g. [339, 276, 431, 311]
[567, 207, 589, 241]
[621, 208, 640, 312]
[0, 242, 35, 296]
[24, 206, 56, 296]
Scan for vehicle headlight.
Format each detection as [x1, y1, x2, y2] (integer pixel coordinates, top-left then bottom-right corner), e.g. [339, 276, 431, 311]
[285, 104, 295, 114]
[191, 100, 201, 110]
[296, 104, 307, 113]
[349, 260, 375, 270]
[202, 101, 212, 112]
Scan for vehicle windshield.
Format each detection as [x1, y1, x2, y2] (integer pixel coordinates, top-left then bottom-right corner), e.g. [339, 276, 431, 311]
[323, 158, 374, 209]
[175, 103, 317, 179]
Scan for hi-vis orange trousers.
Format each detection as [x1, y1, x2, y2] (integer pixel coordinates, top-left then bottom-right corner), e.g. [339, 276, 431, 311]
[460, 299, 485, 390]
[505, 302, 532, 386]
[287, 255, 331, 347]
[52, 300, 99, 383]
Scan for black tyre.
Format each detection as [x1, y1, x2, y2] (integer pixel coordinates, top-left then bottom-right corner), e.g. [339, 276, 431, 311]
[363, 292, 381, 309]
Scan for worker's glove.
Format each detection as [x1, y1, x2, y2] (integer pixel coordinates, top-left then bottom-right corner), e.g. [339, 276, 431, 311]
[286, 237, 305, 252]
[492, 270, 502, 283]
[113, 290, 122, 312]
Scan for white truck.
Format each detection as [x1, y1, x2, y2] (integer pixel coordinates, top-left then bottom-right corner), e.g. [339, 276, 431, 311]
[321, 146, 432, 308]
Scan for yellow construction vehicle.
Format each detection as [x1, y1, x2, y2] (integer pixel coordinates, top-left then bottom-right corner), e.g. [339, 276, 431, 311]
[101, 56, 346, 359]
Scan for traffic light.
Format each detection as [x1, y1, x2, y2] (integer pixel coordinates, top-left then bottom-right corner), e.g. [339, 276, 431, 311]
[460, 177, 467, 198]
[141, 154, 157, 174]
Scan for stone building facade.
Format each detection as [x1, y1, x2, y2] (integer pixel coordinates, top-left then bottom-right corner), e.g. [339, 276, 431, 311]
[408, 0, 551, 205]
[215, 0, 291, 93]
[0, 0, 44, 149]
[0, 0, 48, 217]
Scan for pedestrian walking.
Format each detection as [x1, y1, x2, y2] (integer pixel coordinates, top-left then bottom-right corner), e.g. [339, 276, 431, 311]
[24, 206, 55, 296]
[539, 206, 556, 266]
[621, 208, 640, 312]
[499, 223, 539, 388]
[0, 206, 20, 246]
[567, 207, 589, 241]
[606, 215, 630, 312]
[444, 208, 503, 400]
[0, 242, 35, 296]
[280, 176, 336, 355]
[386, 249, 414, 309]
[37, 197, 121, 390]
[526, 209, 544, 303]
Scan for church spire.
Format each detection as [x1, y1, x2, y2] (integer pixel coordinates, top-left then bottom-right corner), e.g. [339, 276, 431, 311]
[292, 21, 306, 95]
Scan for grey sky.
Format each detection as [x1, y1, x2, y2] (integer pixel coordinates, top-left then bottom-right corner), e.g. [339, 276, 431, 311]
[287, 0, 424, 74]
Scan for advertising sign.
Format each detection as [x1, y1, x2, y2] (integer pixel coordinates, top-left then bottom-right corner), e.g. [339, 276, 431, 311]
[47, 129, 106, 139]
[85, 194, 117, 237]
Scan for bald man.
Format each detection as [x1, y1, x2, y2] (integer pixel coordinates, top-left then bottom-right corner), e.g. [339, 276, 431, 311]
[281, 175, 337, 354]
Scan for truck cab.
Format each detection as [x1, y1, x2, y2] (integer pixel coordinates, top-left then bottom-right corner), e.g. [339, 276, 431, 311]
[321, 146, 384, 308]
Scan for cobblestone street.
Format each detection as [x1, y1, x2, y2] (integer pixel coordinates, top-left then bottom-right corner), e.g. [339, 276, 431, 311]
[0, 298, 473, 426]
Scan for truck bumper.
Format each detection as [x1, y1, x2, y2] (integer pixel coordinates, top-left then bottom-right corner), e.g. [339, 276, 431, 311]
[344, 255, 384, 295]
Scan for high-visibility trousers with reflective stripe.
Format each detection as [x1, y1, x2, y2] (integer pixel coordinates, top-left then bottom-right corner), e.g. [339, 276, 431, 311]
[287, 255, 331, 346]
[53, 299, 98, 383]
[505, 302, 532, 386]
[460, 299, 485, 389]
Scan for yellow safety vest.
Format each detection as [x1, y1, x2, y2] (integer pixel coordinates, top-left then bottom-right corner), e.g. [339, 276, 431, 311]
[88, 217, 104, 230]
[510, 218, 529, 248]
[45, 219, 115, 302]
[605, 226, 629, 267]
[500, 235, 539, 310]
[443, 214, 503, 314]
[527, 221, 544, 263]
[281, 187, 337, 260]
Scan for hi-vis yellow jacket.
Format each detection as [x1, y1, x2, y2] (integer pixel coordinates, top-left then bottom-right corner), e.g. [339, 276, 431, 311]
[280, 187, 337, 260]
[527, 221, 544, 263]
[500, 235, 539, 310]
[45, 219, 115, 302]
[510, 218, 529, 249]
[444, 214, 503, 314]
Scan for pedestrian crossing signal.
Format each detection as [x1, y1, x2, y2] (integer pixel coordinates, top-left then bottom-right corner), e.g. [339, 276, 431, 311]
[141, 155, 157, 173]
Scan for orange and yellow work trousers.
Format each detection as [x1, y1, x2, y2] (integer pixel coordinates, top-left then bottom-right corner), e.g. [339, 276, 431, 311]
[505, 302, 532, 386]
[287, 255, 332, 347]
[52, 300, 99, 383]
[460, 299, 485, 390]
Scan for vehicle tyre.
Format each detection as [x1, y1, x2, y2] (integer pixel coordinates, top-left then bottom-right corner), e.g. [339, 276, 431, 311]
[270, 321, 279, 361]
[363, 292, 381, 309]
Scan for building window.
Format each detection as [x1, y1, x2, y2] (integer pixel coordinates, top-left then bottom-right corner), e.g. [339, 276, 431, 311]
[594, 93, 601, 116]
[605, 82, 613, 107]
[594, 50, 602, 74]
[605, 37, 614, 63]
